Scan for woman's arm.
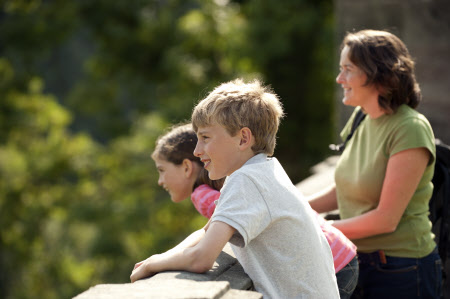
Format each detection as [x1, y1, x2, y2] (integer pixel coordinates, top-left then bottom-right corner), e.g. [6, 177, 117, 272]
[307, 183, 339, 214]
[332, 147, 430, 240]
[130, 220, 235, 282]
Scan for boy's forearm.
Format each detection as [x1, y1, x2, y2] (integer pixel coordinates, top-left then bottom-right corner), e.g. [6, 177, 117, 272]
[166, 228, 206, 254]
[130, 245, 206, 282]
[130, 221, 234, 283]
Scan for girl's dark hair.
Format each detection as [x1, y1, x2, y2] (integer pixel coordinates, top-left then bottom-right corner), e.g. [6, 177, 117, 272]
[342, 29, 421, 113]
[152, 122, 224, 191]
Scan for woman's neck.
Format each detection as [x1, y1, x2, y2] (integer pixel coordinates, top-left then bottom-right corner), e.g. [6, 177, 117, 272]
[361, 99, 386, 119]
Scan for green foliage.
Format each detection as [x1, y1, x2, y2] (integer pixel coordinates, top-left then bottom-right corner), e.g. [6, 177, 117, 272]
[0, 0, 335, 297]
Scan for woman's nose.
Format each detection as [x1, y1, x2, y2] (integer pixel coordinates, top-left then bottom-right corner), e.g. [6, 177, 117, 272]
[336, 71, 344, 84]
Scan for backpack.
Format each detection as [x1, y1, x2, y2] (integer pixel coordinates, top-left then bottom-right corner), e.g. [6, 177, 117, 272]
[330, 110, 450, 296]
[428, 139, 450, 298]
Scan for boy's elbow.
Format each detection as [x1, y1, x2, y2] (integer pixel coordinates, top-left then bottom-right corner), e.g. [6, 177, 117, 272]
[186, 248, 214, 273]
[190, 260, 214, 273]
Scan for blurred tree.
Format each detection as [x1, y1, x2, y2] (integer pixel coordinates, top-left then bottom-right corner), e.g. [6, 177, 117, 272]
[0, 78, 205, 298]
[241, 0, 336, 181]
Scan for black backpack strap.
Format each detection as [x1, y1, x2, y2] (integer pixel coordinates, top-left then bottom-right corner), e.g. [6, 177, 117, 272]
[329, 109, 366, 153]
[434, 141, 450, 264]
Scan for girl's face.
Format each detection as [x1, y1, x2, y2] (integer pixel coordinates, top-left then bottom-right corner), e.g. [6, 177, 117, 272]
[153, 156, 195, 203]
[336, 46, 379, 107]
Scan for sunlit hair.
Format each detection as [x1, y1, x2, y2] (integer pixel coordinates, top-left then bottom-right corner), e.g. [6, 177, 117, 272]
[192, 79, 284, 156]
[152, 123, 224, 191]
[342, 29, 421, 113]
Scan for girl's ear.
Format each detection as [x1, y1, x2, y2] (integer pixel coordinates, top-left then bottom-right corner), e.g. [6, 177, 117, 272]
[182, 159, 194, 178]
[239, 127, 254, 150]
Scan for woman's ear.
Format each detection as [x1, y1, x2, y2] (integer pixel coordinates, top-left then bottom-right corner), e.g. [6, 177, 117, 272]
[239, 127, 254, 150]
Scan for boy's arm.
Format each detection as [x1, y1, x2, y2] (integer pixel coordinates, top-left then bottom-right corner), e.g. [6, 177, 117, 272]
[130, 221, 235, 282]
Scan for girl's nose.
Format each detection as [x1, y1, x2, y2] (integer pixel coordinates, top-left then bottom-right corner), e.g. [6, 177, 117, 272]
[157, 176, 163, 186]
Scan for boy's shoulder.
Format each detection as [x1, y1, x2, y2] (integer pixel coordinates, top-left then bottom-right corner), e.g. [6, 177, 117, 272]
[229, 154, 291, 190]
[238, 153, 276, 170]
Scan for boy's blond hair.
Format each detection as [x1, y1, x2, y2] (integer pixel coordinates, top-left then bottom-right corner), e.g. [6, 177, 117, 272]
[192, 79, 284, 156]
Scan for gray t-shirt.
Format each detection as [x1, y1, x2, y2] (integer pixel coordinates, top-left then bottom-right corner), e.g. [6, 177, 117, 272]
[211, 154, 339, 299]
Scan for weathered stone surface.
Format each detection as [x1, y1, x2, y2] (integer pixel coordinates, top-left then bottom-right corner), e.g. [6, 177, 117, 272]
[74, 280, 230, 299]
[73, 243, 256, 298]
[220, 289, 262, 299]
[215, 263, 253, 290]
[296, 156, 338, 196]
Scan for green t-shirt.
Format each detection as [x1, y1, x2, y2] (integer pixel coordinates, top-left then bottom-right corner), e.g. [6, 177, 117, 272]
[335, 105, 436, 258]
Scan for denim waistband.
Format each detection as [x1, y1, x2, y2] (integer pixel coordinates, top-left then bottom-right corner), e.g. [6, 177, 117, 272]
[357, 250, 387, 264]
[357, 247, 439, 265]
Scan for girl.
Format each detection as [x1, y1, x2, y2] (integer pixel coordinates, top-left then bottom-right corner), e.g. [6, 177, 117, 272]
[151, 122, 224, 218]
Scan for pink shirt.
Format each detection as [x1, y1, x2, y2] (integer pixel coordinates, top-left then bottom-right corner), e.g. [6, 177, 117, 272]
[191, 184, 220, 219]
[190, 184, 356, 273]
[313, 211, 357, 272]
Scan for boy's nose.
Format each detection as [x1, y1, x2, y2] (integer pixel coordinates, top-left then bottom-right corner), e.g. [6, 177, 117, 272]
[193, 143, 202, 157]
[157, 176, 164, 186]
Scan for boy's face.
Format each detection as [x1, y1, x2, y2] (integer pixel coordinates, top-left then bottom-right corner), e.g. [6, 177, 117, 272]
[194, 123, 244, 180]
[153, 156, 193, 203]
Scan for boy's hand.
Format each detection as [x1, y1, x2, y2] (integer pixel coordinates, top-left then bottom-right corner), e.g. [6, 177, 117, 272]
[130, 255, 158, 282]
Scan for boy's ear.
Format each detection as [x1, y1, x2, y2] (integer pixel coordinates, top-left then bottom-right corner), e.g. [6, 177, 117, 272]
[182, 159, 194, 178]
[239, 127, 253, 150]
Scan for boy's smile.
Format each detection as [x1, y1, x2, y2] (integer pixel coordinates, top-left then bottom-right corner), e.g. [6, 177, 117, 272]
[194, 123, 254, 180]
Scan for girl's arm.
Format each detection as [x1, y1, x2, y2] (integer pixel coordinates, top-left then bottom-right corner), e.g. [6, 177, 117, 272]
[307, 183, 338, 214]
[130, 220, 235, 282]
[332, 147, 430, 239]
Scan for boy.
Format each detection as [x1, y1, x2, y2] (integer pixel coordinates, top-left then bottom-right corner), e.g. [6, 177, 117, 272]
[131, 79, 339, 298]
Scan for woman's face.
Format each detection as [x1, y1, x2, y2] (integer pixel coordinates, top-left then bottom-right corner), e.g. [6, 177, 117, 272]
[336, 46, 379, 107]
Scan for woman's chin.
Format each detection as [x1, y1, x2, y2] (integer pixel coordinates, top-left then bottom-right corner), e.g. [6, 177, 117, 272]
[342, 97, 356, 107]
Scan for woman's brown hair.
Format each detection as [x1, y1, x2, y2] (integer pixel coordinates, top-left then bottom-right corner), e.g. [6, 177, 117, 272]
[342, 29, 421, 113]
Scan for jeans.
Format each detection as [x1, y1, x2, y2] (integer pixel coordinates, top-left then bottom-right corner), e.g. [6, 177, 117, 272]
[336, 255, 359, 299]
[351, 247, 442, 299]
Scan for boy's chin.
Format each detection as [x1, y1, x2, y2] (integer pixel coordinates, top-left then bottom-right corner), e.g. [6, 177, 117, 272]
[208, 172, 224, 181]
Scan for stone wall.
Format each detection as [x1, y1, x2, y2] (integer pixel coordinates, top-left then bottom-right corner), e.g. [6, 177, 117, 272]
[334, 0, 450, 144]
[74, 244, 261, 299]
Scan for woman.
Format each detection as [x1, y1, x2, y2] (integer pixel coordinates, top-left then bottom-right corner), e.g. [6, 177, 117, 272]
[308, 29, 441, 298]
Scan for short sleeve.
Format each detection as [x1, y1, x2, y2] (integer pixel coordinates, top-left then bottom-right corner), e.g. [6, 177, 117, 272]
[211, 173, 271, 247]
[387, 117, 436, 165]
